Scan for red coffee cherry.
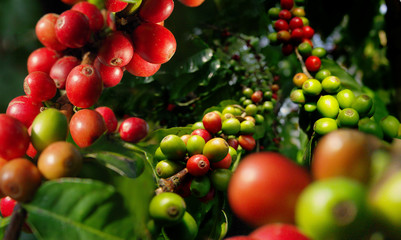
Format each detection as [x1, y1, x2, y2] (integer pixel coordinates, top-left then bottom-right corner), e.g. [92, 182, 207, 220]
[278, 9, 292, 21]
[71, 2, 104, 32]
[211, 153, 232, 169]
[289, 17, 304, 30]
[139, 0, 174, 24]
[0, 115, 30, 160]
[191, 129, 212, 143]
[132, 23, 177, 64]
[95, 106, 118, 133]
[27, 47, 60, 74]
[227, 138, 239, 150]
[187, 154, 210, 176]
[251, 90, 264, 103]
[50, 56, 80, 89]
[0, 158, 42, 202]
[6, 95, 42, 128]
[0, 196, 16, 217]
[282, 43, 294, 56]
[302, 26, 315, 39]
[93, 58, 123, 88]
[238, 135, 256, 151]
[55, 10, 90, 48]
[35, 13, 67, 51]
[61, 0, 83, 4]
[125, 52, 161, 77]
[105, 0, 128, 12]
[98, 31, 134, 67]
[274, 19, 289, 32]
[66, 64, 103, 108]
[277, 30, 291, 43]
[119, 117, 149, 143]
[290, 28, 304, 42]
[280, 0, 294, 10]
[24, 72, 57, 102]
[69, 109, 107, 148]
[305, 56, 321, 72]
[202, 112, 222, 134]
[178, 0, 205, 7]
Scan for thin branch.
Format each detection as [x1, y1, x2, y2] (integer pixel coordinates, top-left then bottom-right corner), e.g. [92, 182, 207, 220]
[4, 204, 26, 240]
[295, 48, 313, 79]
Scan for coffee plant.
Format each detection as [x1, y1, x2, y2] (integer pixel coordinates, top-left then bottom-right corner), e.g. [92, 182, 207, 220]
[0, 0, 401, 239]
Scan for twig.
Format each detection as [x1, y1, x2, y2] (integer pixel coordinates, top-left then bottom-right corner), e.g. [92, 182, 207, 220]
[155, 168, 189, 195]
[4, 203, 26, 240]
[295, 48, 313, 79]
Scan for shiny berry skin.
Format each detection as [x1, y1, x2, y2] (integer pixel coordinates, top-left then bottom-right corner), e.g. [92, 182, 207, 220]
[98, 31, 134, 67]
[27, 47, 60, 74]
[24, 71, 57, 102]
[178, 0, 205, 7]
[71, 2, 104, 32]
[35, 13, 67, 51]
[202, 112, 222, 134]
[191, 129, 212, 143]
[187, 154, 210, 176]
[105, 0, 128, 12]
[95, 106, 118, 133]
[238, 135, 256, 151]
[6, 95, 42, 128]
[289, 17, 304, 30]
[278, 9, 292, 21]
[132, 23, 177, 64]
[160, 135, 187, 160]
[202, 138, 229, 163]
[69, 109, 107, 148]
[317, 95, 340, 118]
[61, 0, 83, 4]
[302, 26, 315, 39]
[0, 115, 30, 160]
[38, 141, 82, 180]
[277, 30, 291, 43]
[274, 19, 289, 31]
[125, 52, 161, 77]
[0, 158, 42, 202]
[66, 64, 103, 108]
[251, 90, 263, 103]
[139, 0, 174, 23]
[50, 56, 80, 89]
[250, 223, 310, 240]
[0, 196, 16, 217]
[227, 138, 239, 150]
[93, 58, 123, 88]
[290, 28, 304, 42]
[186, 135, 205, 156]
[149, 192, 186, 225]
[280, 0, 294, 10]
[55, 10, 90, 48]
[119, 117, 149, 143]
[305, 56, 321, 72]
[211, 153, 232, 169]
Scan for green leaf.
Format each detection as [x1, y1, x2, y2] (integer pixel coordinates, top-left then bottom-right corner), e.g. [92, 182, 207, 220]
[146, 127, 193, 144]
[81, 135, 145, 178]
[23, 179, 134, 240]
[174, 49, 214, 76]
[321, 59, 363, 92]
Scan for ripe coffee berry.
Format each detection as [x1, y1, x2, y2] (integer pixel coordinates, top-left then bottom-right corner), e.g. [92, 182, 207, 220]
[0, 115, 30, 160]
[132, 23, 177, 64]
[119, 117, 149, 143]
[27, 47, 60, 74]
[0, 196, 16, 217]
[94, 58, 123, 88]
[191, 129, 212, 143]
[6, 95, 42, 128]
[95, 106, 118, 133]
[278, 9, 292, 21]
[24, 71, 57, 102]
[274, 19, 289, 32]
[187, 154, 210, 176]
[35, 13, 66, 51]
[202, 111, 222, 134]
[139, 0, 174, 24]
[289, 17, 304, 30]
[98, 31, 134, 67]
[50, 56, 80, 89]
[105, 0, 128, 12]
[305, 56, 321, 72]
[125, 52, 161, 77]
[55, 10, 90, 48]
[280, 0, 294, 10]
[71, 2, 104, 32]
[302, 26, 315, 39]
[66, 64, 103, 108]
[277, 30, 291, 43]
[238, 135, 256, 151]
[290, 28, 304, 42]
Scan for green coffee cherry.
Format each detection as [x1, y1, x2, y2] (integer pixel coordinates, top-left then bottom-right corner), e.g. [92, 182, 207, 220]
[290, 89, 306, 104]
[210, 169, 232, 191]
[149, 192, 186, 225]
[315, 69, 331, 81]
[268, 32, 278, 45]
[203, 138, 229, 162]
[358, 117, 383, 139]
[190, 176, 211, 198]
[302, 79, 322, 96]
[314, 118, 338, 135]
[222, 106, 237, 116]
[191, 122, 204, 130]
[243, 99, 253, 106]
[186, 135, 206, 156]
[300, 17, 309, 26]
[156, 160, 184, 178]
[322, 76, 341, 94]
[245, 104, 258, 116]
[311, 47, 326, 58]
[351, 94, 373, 117]
[298, 42, 312, 56]
[337, 89, 355, 109]
[163, 211, 198, 240]
[222, 118, 241, 135]
[304, 102, 317, 112]
[242, 88, 254, 98]
[228, 146, 237, 162]
[264, 91, 273, 100]
[317, 95, 340, 118]
[160, 135, 187, 160]
[240, 120, 256, 135]
[267, 7, 280, 20]
[337, 108, 359, 128]
[255, 114, 264, 125]
[154, 147, 167, 161]
[380, 115, 400, 139]
[263, 101, 274, 112]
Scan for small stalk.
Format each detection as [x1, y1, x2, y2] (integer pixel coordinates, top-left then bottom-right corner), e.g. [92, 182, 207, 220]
[4, 203, 26, 240]
[295, 48, 313, 79]
[155, 168, 189, 195]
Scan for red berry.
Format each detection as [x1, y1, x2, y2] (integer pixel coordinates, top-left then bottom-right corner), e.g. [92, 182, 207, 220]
[61, 0, 83, 4]
[6, 96, 42, 128]
[105, 0, 128, 12]
[50, 56, 80, 89]
[125, 52, 161, 77]
[202, 112, 222, 134]
[72, 2, 104, 32]
[277, 30, 291, 43]
[251, 90, 263, 103]
[139, 0, 174, 23]
[0, 114, 30, 160]
[106, 11, 116, 30]
[98, 31, 134, 67]
[0, 196, 16, 217]
[302, 26, 315, 39]
[238, 135, 256, 151]
[280, 0, 294, 10]
[290, 28, 304, 42]
[227, 138, 239, 150]
[93, 58, 123, 88]
[302, 38, 313, 48]
[282, 43, 294, 56]
[69, 109, 107, 148]
[187, 154, 210, 176]
[35, 13, 67, 51]
[191, 129, 212, 143]
[250, 223, 310, 240]
[66, 64, 103, 108]
[55, 10, 90, 48]
[305, 56, 321, 72]
[289, 17, 304, 30]
[24, 71, 57, 102]
[27, 47, 60, 74]
[211, 153, 232, 169]
[178, 0, 205, 7]
[119, 117, 149, 143]
[132, 23, 176, 64]
[278, 9, 292, 21]
[95, 107, 118, 133]
[274, 19, 289, 32]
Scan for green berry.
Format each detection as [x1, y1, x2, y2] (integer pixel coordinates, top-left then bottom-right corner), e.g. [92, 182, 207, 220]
[163, 211, 198, 240]
[314, 118, 338, 135]
[322, 76, 341, 94]
[351, 94, 373, 117]
[302, 79, 322, 96]
[154, 147, 167, 161]
[240, 120, 256, 135]
[243, 99, 253, 106]
[160, 135, 187, 160]
[190, 176, 211, 198]
[337, 89, 355, 109]
[156, 160, 184, 178]
[222, 118, 241, 135]
[311, 47, 326, 58]
[245, 104, 258, 116]
[263, 101, 274, 112]
[267, 7, 280, 20]
[337, 108, 359, 128]
[186, 135, 206, 156]
[255, 114, 264, 125]
[242, 88, 253, 98]
[380, 115, 400, 139]
[358, 117, 383, 139]
[210, 168, 232, 191]
[191, 121, 204, 130]
[202, 138, 229, 162]
[315, 69, 331, 81]
[317, 95, 340, 118]
[149, 192, 186, 225]
[304, 102, 317, 112]
[298, 42, 312, 56]
[290, 89, 306, 104]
